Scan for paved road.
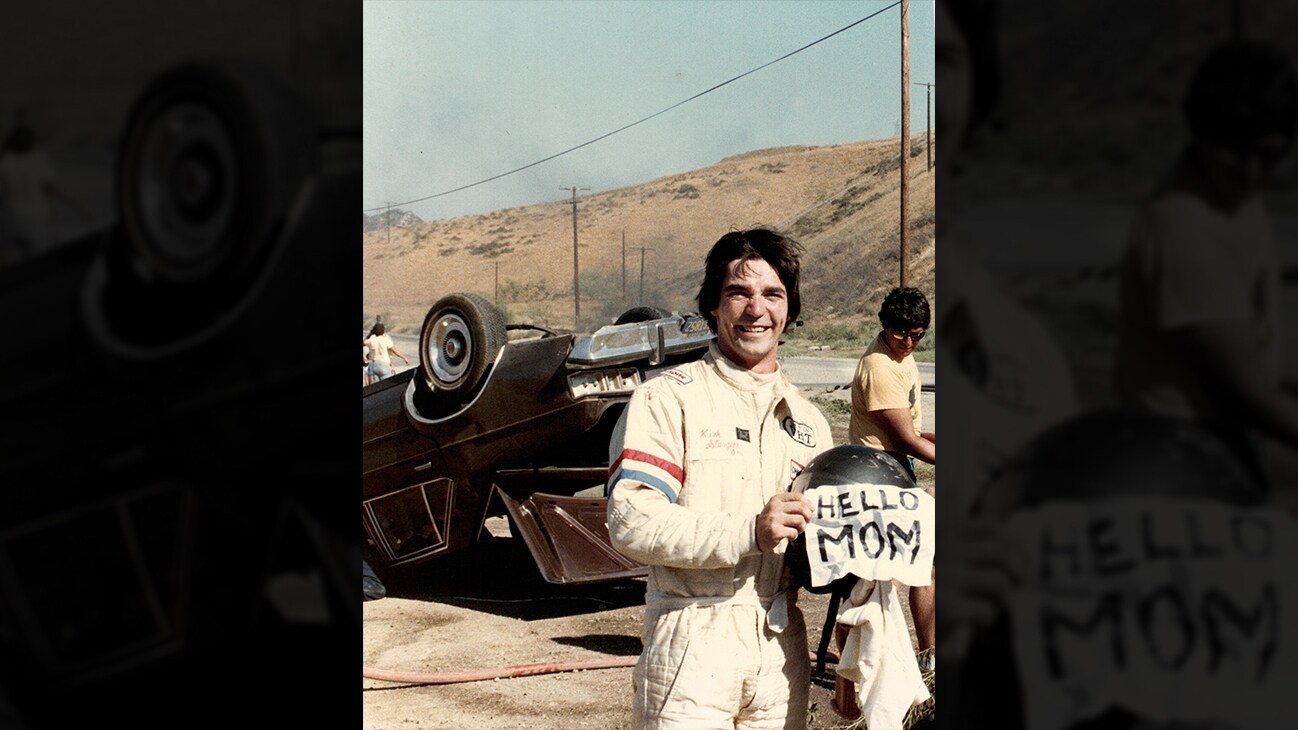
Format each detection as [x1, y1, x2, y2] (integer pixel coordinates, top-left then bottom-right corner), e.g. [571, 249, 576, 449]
[779, 357, 934, 390]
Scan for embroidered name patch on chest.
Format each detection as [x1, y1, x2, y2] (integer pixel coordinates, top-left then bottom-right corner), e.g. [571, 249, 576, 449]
[698, 428, 744, 457]
[782, 416, 816, 447]
[660, 369, 692, 385]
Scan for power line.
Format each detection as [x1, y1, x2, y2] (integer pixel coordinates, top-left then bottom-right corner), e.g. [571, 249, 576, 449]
[363, 1, 902, 214]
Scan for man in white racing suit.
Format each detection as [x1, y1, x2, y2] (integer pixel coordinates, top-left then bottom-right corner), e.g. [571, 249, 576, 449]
[607, 229, 832, 730]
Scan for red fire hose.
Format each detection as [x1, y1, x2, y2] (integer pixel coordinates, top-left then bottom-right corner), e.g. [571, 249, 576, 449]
[363, 650, 835, 686]
[363, 656, 638, 685]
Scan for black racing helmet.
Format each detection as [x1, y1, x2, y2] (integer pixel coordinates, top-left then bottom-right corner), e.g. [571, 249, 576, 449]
[785, 444, 919, 594]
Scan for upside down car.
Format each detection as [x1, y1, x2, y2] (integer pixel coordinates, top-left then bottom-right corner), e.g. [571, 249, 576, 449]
[362, 294, 715, 584]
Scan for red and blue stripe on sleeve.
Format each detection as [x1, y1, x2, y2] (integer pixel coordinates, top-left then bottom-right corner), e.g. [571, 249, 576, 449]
[607, 449, 685, 503]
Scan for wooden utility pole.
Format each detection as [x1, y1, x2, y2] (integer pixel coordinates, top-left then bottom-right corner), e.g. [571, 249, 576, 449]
[385, 202, 393, 247]
[560, 186, 589, 327]
[899, 0, 910, 288]
[915, 81, 933, 171]
[621, 230, 627, 299]
[494, 260, 500, 303]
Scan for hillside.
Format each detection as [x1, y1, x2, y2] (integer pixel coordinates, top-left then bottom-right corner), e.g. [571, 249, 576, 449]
[362, 135, 936, 335]
[364, 208, 423, 232]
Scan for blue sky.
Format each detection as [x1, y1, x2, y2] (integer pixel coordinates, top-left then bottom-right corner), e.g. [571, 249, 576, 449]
[363, 0, 934, 222]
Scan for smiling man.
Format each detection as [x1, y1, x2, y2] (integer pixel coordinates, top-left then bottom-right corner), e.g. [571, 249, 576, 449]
[606, 228, 832, 730]
[709, 245, 788, 372]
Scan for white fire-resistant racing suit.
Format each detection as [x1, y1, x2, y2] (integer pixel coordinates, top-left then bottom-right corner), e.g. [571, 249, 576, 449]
[607, 344, 832, 730]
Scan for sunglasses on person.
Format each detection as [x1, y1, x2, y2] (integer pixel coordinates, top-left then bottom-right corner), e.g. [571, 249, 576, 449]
[888, 328, 927, 343]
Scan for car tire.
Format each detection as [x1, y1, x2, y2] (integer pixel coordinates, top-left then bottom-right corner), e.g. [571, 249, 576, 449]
[614, 305, 672, 325]
[418, 292, 508, 408]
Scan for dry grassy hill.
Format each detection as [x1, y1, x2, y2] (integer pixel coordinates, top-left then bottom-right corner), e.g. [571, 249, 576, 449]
[363, 135, 935, 335]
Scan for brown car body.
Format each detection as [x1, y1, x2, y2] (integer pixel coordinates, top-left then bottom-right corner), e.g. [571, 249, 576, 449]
[362, 298, 715, 584]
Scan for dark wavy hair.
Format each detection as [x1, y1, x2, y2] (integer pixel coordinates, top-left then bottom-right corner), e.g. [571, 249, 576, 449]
[878, 286, 931, 331]
[696, 228, 803, 333]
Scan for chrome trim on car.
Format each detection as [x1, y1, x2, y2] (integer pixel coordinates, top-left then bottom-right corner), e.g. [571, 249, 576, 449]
[566, 315, 714, 368]
[567, 368, 641, 399]
[403, 345, 508, 425]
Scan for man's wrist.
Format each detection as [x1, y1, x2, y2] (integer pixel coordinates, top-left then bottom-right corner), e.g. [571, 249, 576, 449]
[744, 514, 763, 555]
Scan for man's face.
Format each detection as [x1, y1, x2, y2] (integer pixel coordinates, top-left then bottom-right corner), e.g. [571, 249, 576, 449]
[711, 257, 788, 373]
[884, 325, 926, 360]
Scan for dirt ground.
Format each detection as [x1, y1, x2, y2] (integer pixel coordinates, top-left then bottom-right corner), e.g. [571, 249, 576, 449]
[362, 520, 923, 730]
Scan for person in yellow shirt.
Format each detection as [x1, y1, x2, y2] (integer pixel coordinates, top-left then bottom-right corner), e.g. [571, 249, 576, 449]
[850, 287, 935, 475]
[849, 285, 935, 665]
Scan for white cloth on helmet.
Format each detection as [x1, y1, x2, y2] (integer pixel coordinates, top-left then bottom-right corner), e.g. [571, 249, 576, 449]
[835, 579, 931, 729]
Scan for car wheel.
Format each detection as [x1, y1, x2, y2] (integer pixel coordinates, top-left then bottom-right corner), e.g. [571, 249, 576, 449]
[419, 292, 507, 407]
[614, 305, 672, 325]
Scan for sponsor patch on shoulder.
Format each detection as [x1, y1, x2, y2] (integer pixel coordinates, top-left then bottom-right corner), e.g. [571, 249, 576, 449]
[782, 416, 816, 447]
[660, 369, 693, 385]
